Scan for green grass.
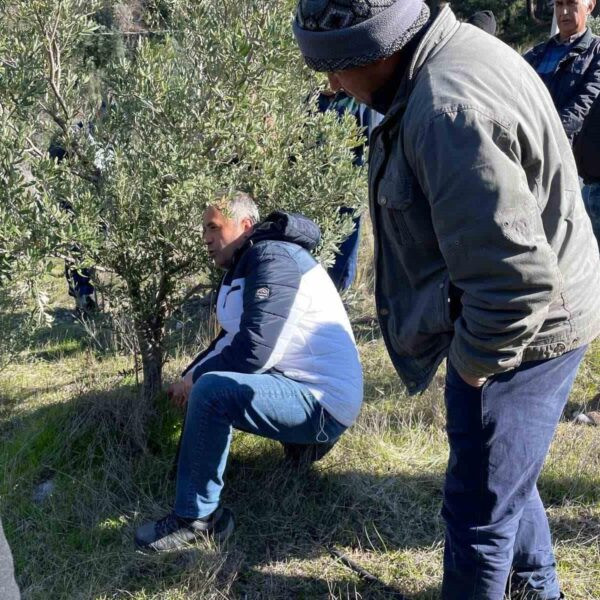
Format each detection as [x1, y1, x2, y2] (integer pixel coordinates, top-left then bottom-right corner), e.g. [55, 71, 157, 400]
[0, 7, 597, 589]
[1, 275, 600, 599]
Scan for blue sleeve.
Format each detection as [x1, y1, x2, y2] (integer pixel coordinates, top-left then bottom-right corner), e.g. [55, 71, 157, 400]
[190, 246, 302, 382]
[559, 49, 600, 143]
[181, 329, 227, 377]
[522, 44, 541, 67]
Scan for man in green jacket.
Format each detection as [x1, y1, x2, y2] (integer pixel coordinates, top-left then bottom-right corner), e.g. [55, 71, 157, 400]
[294, 1, 600, 598]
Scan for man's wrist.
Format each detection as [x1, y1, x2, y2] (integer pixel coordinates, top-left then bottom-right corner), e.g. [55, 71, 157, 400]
[448, 343, 488, 388]
[457, 370, 487, 388]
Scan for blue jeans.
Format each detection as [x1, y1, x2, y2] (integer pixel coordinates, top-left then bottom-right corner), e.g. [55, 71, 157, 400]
[442, 346, 587, 600]
[174, 371, 346, 519]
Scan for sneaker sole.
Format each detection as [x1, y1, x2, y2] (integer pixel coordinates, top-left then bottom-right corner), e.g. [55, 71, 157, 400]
[134, 510, 235, 553]
[213, 511, 235, 544]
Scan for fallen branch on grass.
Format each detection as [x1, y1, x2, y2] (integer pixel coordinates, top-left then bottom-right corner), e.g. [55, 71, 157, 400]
[325, 546, 408, 599]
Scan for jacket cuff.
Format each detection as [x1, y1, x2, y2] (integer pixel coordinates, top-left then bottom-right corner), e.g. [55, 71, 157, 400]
[448, 336, 524, 381]
[448, 339, 494, 381]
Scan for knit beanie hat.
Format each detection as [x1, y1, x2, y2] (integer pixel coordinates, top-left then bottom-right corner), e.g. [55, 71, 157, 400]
[293, 0, 430, 72]
[466, 10, 497, 36]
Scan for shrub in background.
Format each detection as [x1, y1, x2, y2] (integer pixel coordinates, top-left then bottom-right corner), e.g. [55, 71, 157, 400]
[0, 0, 366, 399]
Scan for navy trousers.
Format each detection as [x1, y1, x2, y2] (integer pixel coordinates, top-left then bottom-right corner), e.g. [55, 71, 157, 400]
[442, 346, 586, 599]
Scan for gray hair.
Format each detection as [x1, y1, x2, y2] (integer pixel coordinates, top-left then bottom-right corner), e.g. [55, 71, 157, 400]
[554, 0, 594, 7]
[213, 190, 260, 225]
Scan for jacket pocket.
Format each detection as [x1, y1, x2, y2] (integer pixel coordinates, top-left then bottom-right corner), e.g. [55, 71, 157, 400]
[378, 171, 435, 247]
[422, 273, 455, 334]
[440, 274, 457, 331]
[222, 285, 241, 308]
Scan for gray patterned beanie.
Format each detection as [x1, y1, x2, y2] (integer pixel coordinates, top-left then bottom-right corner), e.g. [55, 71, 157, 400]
[293, 0, 430, 72]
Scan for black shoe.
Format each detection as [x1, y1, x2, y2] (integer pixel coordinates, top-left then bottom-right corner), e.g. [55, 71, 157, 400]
[134, 507, 234, 552]
[282, 441, 337, 467]
[506, 579, 565, 600]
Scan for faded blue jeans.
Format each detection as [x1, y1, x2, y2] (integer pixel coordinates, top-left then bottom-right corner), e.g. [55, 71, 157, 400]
[174, 371, 346, 519]
[442, 345, 587, 600]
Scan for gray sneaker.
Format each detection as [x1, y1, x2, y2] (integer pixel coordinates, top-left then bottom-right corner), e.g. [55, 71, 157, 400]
[134, 507, 234, 552]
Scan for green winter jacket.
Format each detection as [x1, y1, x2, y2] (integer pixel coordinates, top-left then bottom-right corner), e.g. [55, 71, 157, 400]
[369, 5, 600, 393]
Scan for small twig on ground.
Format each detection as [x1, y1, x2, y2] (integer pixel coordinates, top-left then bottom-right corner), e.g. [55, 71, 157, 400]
[350, 315, 378, 326]
[325, 546, 408, 599]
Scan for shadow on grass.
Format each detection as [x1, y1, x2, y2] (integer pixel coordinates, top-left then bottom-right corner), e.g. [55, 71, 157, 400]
[548, 511, 600, 547]
[3, 307, 92, 362]
[1, 380, 445, 599]
[13, 298, 216, 365]
[351, 316, 383, 345]
[539, 471, 600, 509]
[4, 373, 597, 599]
[221, 448, 444, 598]
[564, 392, 600, 423]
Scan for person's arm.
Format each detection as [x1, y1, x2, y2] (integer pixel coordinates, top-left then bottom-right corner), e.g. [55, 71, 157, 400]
[410, 109, 558, 381]
[188, 245, 305, 383]
[181, 329, 229, 378]
[522, 43, 541, 66]
[573, 93, 600, 179]
[559, 49, 600, 143]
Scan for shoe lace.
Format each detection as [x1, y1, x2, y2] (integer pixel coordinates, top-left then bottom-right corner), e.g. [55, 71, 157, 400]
[155, 512, 182, 538]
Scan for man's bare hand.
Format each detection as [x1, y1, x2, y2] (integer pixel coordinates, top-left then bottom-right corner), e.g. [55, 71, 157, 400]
[168, 371, 195, 408]
[457, 370, 487, 388]
[167, 380, 187, 407]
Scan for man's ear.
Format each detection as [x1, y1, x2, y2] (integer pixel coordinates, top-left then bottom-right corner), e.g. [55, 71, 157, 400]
[589, 0, 596, 14]
[241, 217, 254, 234]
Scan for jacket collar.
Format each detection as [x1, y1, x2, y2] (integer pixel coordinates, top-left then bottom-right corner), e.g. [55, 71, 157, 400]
[380, 5, 459, 125]
[552, 27, 589, 47]
[569, 26, 592, 51]
[535, 26, 593, 59]
[229, 211, 321, 268]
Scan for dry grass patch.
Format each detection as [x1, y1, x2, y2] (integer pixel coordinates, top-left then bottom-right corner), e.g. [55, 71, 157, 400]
[1, 288, 599, 598]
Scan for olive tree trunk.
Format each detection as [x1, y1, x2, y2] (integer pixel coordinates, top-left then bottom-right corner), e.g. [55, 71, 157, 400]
[136, 313, 165, 401]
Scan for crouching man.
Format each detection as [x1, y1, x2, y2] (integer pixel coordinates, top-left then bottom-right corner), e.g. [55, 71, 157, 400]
[135, 191, 363, 552]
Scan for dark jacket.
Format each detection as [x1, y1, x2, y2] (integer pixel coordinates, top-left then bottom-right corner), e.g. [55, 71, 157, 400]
[369, 6, 600, 393]
[524, 28, 600, 143]
[574, 93, 600, 182]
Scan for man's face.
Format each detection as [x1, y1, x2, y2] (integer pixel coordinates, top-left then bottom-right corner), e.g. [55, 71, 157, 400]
[327, 53, 403, 108]
[202, 206, 253, 269]
[555, 0, 594, 40]
[328, 67, 379, 106]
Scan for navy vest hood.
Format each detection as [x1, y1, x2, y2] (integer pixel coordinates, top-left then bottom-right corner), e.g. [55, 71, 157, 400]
[248, 211, 321, 251]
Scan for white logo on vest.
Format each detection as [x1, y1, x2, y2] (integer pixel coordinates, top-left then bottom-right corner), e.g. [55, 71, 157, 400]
[255, 287, 270, 300]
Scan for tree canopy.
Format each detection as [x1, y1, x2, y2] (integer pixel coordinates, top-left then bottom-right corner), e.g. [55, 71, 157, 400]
[0, 0, 367, 397]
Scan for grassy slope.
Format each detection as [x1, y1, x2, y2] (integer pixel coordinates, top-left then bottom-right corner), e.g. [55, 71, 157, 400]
[2, 3, 599, 598]
[1, 242, 600, 599]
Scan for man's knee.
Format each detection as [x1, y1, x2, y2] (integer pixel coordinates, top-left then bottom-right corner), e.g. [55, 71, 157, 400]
[188, 372, 244, 416]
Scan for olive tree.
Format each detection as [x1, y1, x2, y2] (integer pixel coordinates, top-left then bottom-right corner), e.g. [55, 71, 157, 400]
[0, 34, 74, 369]
[0, 0, 366, 399]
